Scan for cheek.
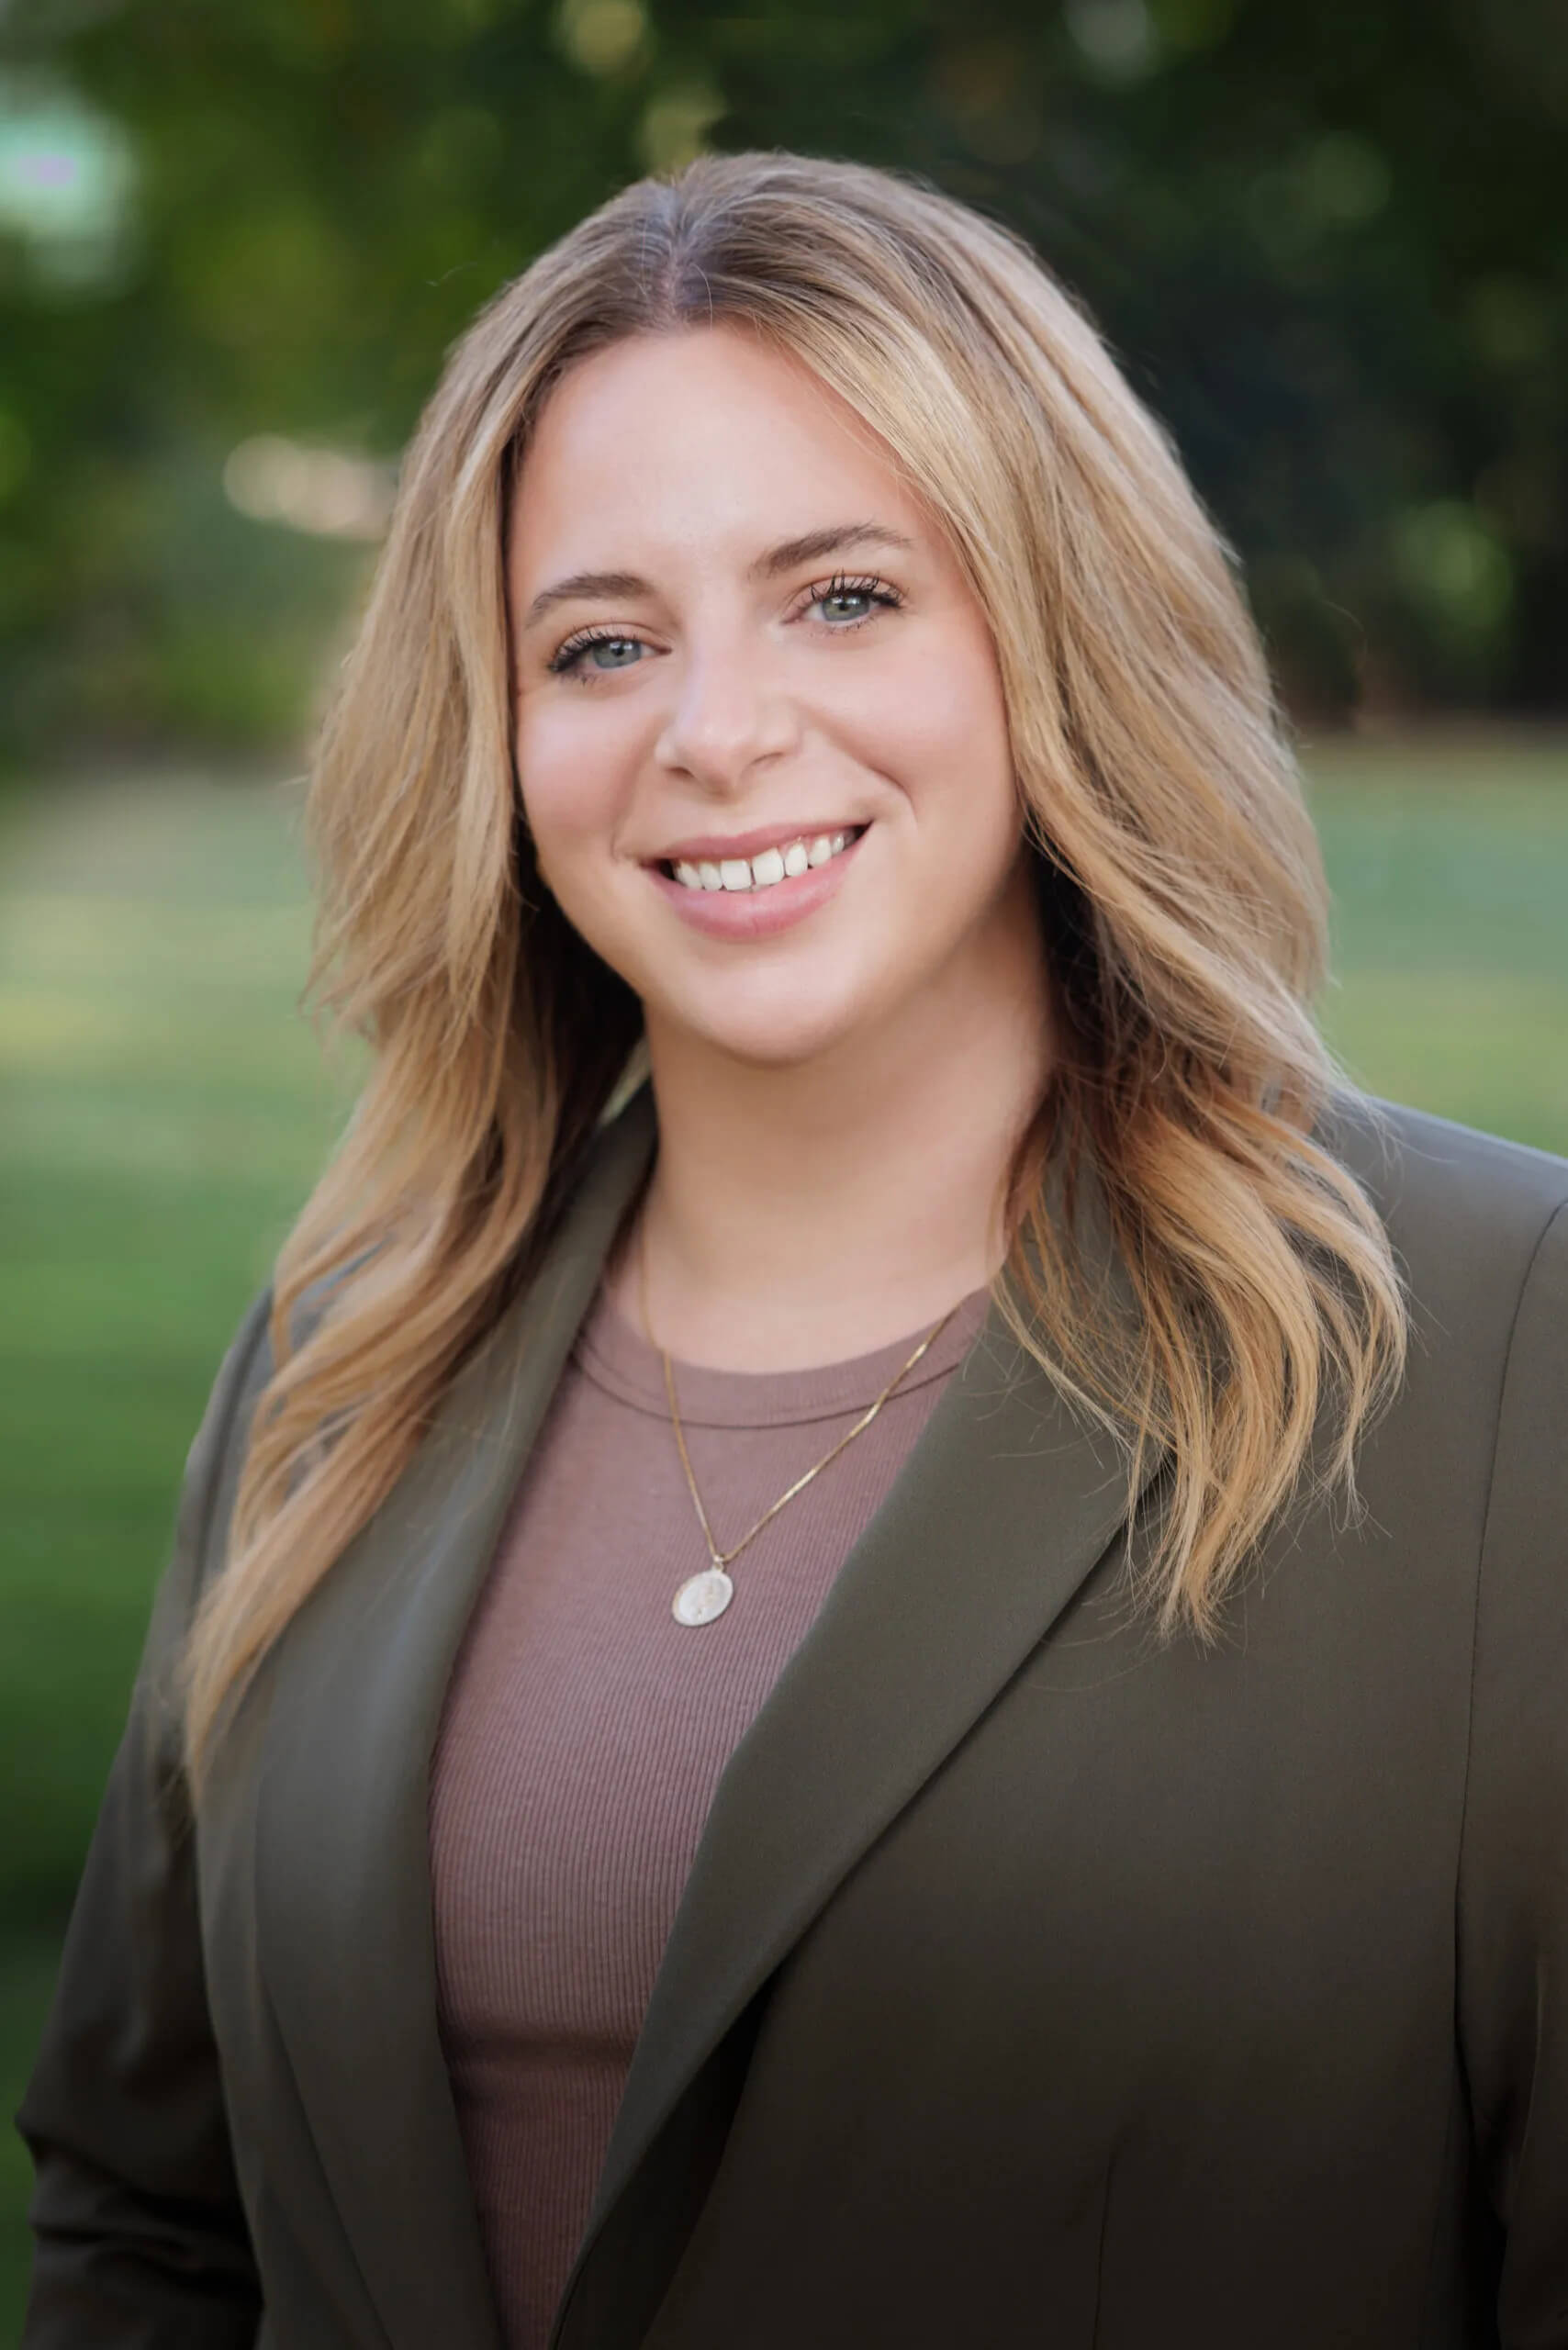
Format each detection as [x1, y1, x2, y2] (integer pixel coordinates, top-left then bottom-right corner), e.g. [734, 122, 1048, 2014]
[515, 699, 629, 867]
[848, 636, 1014, 827]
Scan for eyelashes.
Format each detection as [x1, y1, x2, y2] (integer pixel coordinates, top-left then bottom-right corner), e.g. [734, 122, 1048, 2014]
[546, 623, 644, 680]
[806, 570, 904, 624]
[545, 570, 905, 683]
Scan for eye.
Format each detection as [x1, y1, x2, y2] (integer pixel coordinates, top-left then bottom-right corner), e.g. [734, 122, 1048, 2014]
[548, 627, 648, 681]
[803, 571, 903, 629]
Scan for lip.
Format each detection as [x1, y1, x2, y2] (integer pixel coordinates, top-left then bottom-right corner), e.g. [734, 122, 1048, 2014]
[644, 821, 867, 867]
[644, 823, 869, 940]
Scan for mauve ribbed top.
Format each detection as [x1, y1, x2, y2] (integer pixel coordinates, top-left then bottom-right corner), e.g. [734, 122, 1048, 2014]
[426, 1271, 992, 2350]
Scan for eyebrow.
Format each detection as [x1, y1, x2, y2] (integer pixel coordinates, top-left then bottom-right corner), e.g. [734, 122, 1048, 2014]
[518, 521, 917, 632]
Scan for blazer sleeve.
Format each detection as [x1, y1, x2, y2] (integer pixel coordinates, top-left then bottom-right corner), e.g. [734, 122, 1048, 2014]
[1458, 1195, 1568, 2345]
[15, 1290, 274, 2349]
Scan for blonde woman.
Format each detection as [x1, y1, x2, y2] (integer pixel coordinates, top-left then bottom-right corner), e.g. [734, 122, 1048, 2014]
[19, 152, 1568, 2350]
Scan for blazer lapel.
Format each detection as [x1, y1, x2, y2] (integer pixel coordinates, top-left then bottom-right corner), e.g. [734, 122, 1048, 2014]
[252, 1083, 659, 2350]
[550, 1185, 1169, 2350]
[252, 1067, 1162, 2350]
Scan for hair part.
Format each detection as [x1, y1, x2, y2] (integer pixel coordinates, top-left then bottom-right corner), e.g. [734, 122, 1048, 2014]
[177, 150, 1406, 1792]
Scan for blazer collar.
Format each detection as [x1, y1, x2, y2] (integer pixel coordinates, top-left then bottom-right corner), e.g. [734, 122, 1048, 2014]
[251, 1080, 1164, 2350]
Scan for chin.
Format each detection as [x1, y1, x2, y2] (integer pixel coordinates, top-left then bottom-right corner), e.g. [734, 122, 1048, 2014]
[699, 1014, 861, 1070]
[661, 980, 877, 1071]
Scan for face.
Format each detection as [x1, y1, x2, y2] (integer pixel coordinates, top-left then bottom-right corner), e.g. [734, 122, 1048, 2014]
[508, 324, 1037, 1072]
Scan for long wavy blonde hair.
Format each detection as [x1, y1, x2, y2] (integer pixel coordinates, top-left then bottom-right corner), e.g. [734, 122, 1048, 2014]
[179, 150, 1406, 1793]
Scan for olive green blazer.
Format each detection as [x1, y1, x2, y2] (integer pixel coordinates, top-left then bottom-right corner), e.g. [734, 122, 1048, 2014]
[17, 1080, 1568, 2348]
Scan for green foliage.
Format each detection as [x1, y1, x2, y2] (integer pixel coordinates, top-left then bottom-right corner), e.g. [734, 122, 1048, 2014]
[0, 1, 1564, 739]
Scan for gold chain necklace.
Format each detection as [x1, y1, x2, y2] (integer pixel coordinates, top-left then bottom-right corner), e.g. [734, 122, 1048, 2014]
[638, 1223, 960, 1627]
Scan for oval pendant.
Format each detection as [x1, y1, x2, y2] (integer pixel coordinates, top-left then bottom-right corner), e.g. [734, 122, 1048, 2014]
[673, 1568, 734, 1627]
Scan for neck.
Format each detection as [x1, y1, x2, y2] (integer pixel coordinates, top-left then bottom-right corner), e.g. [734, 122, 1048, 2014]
[612, 868, 1055, 1372]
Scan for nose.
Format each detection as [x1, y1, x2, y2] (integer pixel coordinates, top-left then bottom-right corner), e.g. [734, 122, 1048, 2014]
[654, 637, 801, 794]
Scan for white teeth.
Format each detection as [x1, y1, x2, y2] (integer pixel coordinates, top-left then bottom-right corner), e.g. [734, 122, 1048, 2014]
[666, 829, 862, 891]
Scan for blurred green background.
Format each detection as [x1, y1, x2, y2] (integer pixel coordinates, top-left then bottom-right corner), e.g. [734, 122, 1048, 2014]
[2, 0, 1565, 2336]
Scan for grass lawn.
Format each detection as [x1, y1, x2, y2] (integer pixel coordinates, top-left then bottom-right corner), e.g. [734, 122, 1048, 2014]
[2, 735, 1566, 2337]
[0, 769, 356, 2339]
[1305, 731, 1568, 1157]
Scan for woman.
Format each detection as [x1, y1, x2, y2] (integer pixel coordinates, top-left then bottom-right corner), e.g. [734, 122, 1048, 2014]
[18, 151, 1568, 2349]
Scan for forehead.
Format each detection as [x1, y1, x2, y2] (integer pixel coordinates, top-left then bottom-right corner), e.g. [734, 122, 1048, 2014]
[508, 326, 925, 578]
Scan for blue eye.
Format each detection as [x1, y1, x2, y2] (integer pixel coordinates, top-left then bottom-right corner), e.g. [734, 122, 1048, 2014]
[550, 631, 644, 678]
[807, 573, 902, 629]
[548, 573, 901, 681]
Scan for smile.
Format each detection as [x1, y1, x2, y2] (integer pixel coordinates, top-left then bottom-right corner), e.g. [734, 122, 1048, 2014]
[661, 827, 868, 893]
[645, 822, 871, 940]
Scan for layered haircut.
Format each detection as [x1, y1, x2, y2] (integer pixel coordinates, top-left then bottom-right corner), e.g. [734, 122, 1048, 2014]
[179, 151, 1407, 1791]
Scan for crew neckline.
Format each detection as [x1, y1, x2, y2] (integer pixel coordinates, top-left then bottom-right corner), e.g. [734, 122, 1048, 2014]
[572, 1276, 995, 1430]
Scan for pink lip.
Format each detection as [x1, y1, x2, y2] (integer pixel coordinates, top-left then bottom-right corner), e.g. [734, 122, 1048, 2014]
[644, 821, 866, 866]
[645, 825, 868, 939]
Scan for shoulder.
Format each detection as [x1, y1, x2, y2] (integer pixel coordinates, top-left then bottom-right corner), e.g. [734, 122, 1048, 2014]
[181, 1292, 276, 1547]
[1320, 1087, 1568, 1306]
[174, 1256, 356, 1618]
[178, 1085, 656, 1605]
[158, 1287, 277, 1648]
